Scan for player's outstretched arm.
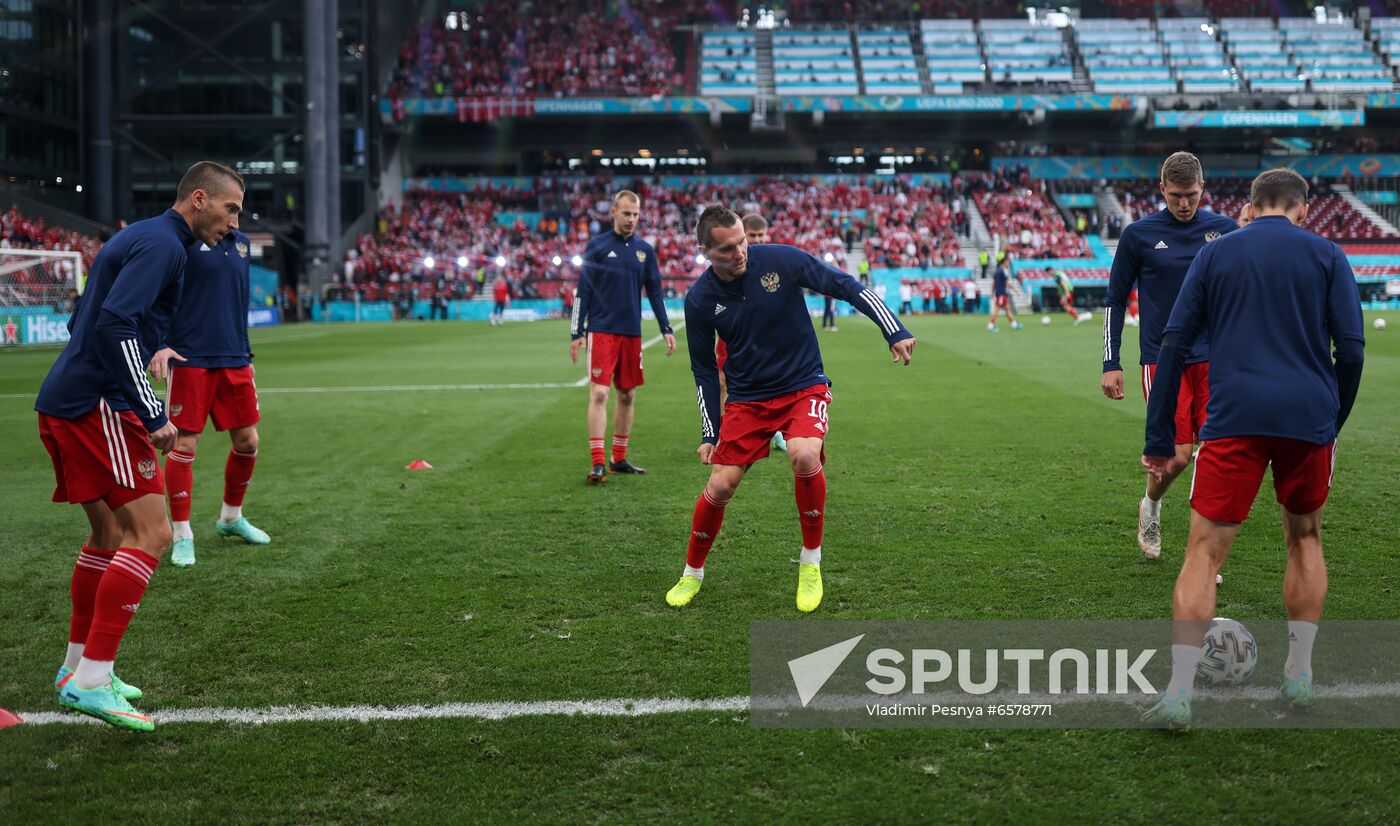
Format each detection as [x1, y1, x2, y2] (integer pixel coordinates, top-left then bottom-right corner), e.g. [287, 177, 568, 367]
[795, 249, 914, 355]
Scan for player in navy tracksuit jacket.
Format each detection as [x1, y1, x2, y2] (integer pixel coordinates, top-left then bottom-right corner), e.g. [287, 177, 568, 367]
[150, 228, 270, 567]
[35, 162, 243, 730]
[568, 191, 675, 482]
[664, 206, 915, 614]
[1141, 169, 1365, 727]
[1101, 152, 1239, 560]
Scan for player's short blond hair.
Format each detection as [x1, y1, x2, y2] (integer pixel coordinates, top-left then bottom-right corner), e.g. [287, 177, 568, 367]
[1160, 152, 1203, 187]
[741, 213, 768, 232]
[613, 190, 640, 207]
[1250, 168, 1309, 211]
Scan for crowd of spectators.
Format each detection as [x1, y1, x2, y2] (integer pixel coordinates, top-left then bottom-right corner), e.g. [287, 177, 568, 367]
[1, 206, 102, 306]
[969, 168, 1093, 259]
[339, 176, 987, 302]
[387, 0, 713, 100]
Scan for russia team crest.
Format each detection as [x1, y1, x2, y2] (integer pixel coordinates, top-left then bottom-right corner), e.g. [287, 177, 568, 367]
[236, 241, 250, 258]
[137, 459, 158, 480]
[636, 250, 647, 263]
[1204, 231, 1221, 243]
[761, 273, 780, 292]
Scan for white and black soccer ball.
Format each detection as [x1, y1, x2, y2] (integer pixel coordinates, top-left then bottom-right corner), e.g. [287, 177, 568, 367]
[1196, 618, 1258, 686]
[1041, 315, 1052, 326]
[1375, 317, 1387, 331]
[1078, 311, 1093, 322]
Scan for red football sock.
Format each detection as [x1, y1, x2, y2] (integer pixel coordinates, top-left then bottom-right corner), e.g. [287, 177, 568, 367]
[166, 450, 195, 522]
[794, 464, 826, 550]
[686, 489, 730, 570]
[611, 434, 629, 463]
[224, 448, 257, 507]
[70, 546, 115, 644]
[589, 438, 606, 466]
[84, 549, 159, 661]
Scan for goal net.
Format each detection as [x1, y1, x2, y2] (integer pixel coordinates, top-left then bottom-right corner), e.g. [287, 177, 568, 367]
[0, 248, 85, 347]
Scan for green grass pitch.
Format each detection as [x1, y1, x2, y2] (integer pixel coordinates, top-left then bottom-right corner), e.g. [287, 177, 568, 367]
[1, 313, 1397, 821]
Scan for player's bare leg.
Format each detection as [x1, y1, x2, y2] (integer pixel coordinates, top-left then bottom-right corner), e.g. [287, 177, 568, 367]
[787, 437, 826, 612]
[1280, 507, 1326, 706]
[1005, 304, 1023, 331]
[1144, 510, 1235, 727]
[609, 387, 645, 475]
[215, 424, 269, 545]
[167, 428, 202, 566]
[586, 383, 610, 483]
[1140, 443, 1192, 560]
[668, 463, 746, 606]
[988, 303, 1002, 332]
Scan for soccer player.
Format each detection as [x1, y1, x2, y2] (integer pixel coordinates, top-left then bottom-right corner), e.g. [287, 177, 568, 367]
[1051, 268, 1080, 323]
[1101, 152, 1238, 560]
[665, 206, 916, 612]
[1140, 169, 1365, 727]
[149, 222, 269, 568]
[988, 255, 1023, 332]
[728, 212, 787, 452]
[35, 161, 244, 731]
[569, 190, 676, 483]
[490, 276, 511, 326]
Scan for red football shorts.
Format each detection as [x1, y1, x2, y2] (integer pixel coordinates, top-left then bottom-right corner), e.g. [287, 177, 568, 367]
[1142, 362, 1209, 445]
[715, 338, 728, 372]
[1191, 437, 1337, 524]
[712, 383, 831, 467]
[995, 294, 1010, 308]
[167, 365, 260, 433]
[588, 332, 643, 390]
[38, 400, 164, 509]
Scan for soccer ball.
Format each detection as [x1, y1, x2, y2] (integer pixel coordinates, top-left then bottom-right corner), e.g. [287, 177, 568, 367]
[1078, 311, 1093, 322]
[1376, 318, 1387, 331]
[1196, 618, 1258, 686]
[1041, 315, 1052, 326]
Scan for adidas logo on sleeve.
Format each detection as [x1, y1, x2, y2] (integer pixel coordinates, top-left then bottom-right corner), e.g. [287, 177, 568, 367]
[1154, 241, 1169, 250]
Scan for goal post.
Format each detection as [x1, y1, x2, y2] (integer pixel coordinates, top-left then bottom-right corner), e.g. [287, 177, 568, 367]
[0, 248, 85, 347]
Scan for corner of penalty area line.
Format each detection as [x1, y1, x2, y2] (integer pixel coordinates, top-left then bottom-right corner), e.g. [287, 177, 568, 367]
[406, 460, 434, 470]
[0, 708, 22, 729]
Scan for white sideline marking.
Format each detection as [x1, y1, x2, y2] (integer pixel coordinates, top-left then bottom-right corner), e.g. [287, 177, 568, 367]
[252, 332, 330, 343]
[1, 324, 685, 398]
[15, 695, 750, 728]
[16, 681, 1400, 727]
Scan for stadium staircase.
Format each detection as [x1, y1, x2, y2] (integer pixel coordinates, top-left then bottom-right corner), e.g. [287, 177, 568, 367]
[851, 26, 867, 95]
[1065, 28, 1093, 93]
[911, 27, 935, 94]
[1096, 187, 1131, 232]
[756, 31, 776, 96]
[1334, 184, 1400, 237]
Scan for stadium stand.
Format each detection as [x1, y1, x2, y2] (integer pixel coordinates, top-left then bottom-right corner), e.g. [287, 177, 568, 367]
[919, 20, 985, 89]
[858, 29, 922, 94]
[339, 177, 976, 298]
[1158, 18, 1240, 94]
[772, 29, 860, 95]
[386, 1, 705, 99]
[980, 20, 1073, 89]
[700, 31, 758, 96]
[1079, 19, 1176, 95]
[970, 170, 1093, 259]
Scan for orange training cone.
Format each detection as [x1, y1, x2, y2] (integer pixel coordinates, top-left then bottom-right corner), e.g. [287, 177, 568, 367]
[406, 460, 433, 470]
